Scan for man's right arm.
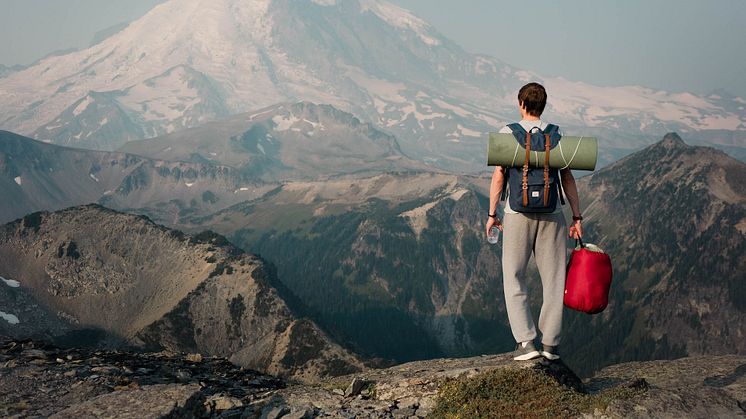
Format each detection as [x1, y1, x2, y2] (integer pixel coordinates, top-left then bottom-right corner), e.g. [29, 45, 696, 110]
[486, 166, 505, 235]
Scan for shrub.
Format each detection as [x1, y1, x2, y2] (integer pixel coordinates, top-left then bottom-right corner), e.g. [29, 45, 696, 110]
[430, 366, 645, 419]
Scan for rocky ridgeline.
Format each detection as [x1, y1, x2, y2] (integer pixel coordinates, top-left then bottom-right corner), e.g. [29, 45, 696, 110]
[2, 336, 745, 418]
[0, 337, 284, 418]
[0, 204, 364, 382]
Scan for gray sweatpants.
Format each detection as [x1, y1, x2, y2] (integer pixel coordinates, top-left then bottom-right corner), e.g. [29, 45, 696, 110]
[502, 212, 567, 346]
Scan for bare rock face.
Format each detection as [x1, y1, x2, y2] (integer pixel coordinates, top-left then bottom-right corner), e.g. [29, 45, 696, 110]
[2, 336, 744, 418]
[0, 337, 284, 418]
[587, 356, 746, 418]
[50, 384, 205, 419]
[0, 204, 363, 381]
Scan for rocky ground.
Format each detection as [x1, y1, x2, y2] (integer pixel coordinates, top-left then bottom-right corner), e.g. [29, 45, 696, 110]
[1, 336, 745, 418]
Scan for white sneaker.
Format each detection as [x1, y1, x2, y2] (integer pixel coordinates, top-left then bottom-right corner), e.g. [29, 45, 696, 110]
[541, 345, 560, 361]
[513, 341, 541, 361]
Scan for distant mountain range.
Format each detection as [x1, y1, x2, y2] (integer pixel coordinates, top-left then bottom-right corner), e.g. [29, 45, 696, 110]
[175, 134, 745, 374]
[0, 130, 273, 225]
[0, 100, 427, 223]
[0, 204, 363, 381]
[1, 128, 744, 375]
[0, 0, 742, 169]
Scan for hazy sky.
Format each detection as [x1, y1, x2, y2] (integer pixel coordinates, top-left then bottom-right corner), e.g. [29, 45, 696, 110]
[1, 0, 744, 96]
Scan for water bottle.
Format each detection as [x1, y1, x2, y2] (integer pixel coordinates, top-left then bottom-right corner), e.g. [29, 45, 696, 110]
[487, 226, 500, 244]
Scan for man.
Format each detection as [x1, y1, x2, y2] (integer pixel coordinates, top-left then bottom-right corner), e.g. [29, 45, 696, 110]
[486, 82, 583, 361]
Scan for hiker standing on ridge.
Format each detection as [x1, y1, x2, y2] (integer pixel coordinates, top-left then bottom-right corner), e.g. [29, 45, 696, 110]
[485, 82, 583, 361]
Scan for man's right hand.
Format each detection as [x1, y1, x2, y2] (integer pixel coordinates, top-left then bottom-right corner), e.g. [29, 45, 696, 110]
[486, 216, 503, 237]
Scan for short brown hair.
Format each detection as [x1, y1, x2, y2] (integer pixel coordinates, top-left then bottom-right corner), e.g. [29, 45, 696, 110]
[518, 83, 547, 117]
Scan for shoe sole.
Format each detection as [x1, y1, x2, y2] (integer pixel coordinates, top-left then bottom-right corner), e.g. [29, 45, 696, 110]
[513, 350, 541, 361]
[541, 351, 560, 360]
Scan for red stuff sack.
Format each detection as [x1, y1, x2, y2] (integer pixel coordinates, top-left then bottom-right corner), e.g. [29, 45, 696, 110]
[564, 239, 613, 314]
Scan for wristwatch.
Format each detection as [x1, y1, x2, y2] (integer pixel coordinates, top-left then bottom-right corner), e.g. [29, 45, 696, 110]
[488, 213, 498, 218]
[572, 215, 583, 221]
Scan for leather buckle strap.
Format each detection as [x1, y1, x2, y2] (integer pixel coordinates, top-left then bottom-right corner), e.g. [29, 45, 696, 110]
[544, 133, 551, 206]
[523, 131, 531, 206]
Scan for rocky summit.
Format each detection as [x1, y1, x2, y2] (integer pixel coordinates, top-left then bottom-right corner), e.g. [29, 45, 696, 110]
[2, 336, 745, 418]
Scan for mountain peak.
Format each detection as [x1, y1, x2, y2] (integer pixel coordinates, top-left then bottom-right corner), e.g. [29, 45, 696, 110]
[660, 132, 687, 148]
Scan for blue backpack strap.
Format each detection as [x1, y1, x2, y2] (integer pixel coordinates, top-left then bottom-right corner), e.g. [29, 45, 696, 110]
[507, 123, 525, 133]
[543, 124, 560, 139]
[507, 123, 526, 143]
[501, 167, 510, 201]
[503, 123, 525, 200]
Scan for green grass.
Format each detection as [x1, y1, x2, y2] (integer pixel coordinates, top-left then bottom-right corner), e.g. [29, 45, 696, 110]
[429, 367, 645, 419]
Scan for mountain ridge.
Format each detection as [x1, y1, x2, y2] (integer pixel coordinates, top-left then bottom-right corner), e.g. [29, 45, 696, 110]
[563, 132, 746, 374]
[0, 204, 364, 381]
[0, 130, 273, 225]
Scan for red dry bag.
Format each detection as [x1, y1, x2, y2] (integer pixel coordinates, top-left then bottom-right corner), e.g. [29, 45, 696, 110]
[564, 238, 612, 314]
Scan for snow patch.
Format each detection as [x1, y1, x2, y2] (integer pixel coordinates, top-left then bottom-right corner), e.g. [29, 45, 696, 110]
[14, 176, 22, 186]
[249, 109, 276, 120]
[0, 311, 19, 325]
[432, 99, 472, 118]
[73, 95, 93, 116]
[302, 118, 319, 128]
[514, 70, 534, 82]
[272, 114, 301, 131]
[1, 276, 20, 288]
[185, 182, 195, 187]
[89, 173, 99, 182]
[458, 124, 483, 138]
[359, 0, 440, 46]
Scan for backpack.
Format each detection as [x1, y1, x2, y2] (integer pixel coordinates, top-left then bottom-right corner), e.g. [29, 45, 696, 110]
[501, 123, 565, 213]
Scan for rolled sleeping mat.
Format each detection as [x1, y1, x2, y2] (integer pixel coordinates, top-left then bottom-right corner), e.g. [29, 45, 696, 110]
[487, 133, 598, 171]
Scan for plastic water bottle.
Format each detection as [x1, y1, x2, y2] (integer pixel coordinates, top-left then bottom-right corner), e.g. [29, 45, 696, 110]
[487, 226, 500, 244]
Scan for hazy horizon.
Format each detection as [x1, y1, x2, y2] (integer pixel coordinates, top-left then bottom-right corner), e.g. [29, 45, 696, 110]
[1, 0, 745, 97]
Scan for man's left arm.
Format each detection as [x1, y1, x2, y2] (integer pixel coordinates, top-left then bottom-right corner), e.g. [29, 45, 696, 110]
[560, 168, 583, 239]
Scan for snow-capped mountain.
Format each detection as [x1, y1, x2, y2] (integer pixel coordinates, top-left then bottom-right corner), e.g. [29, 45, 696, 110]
[0, 0, 743, 170]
